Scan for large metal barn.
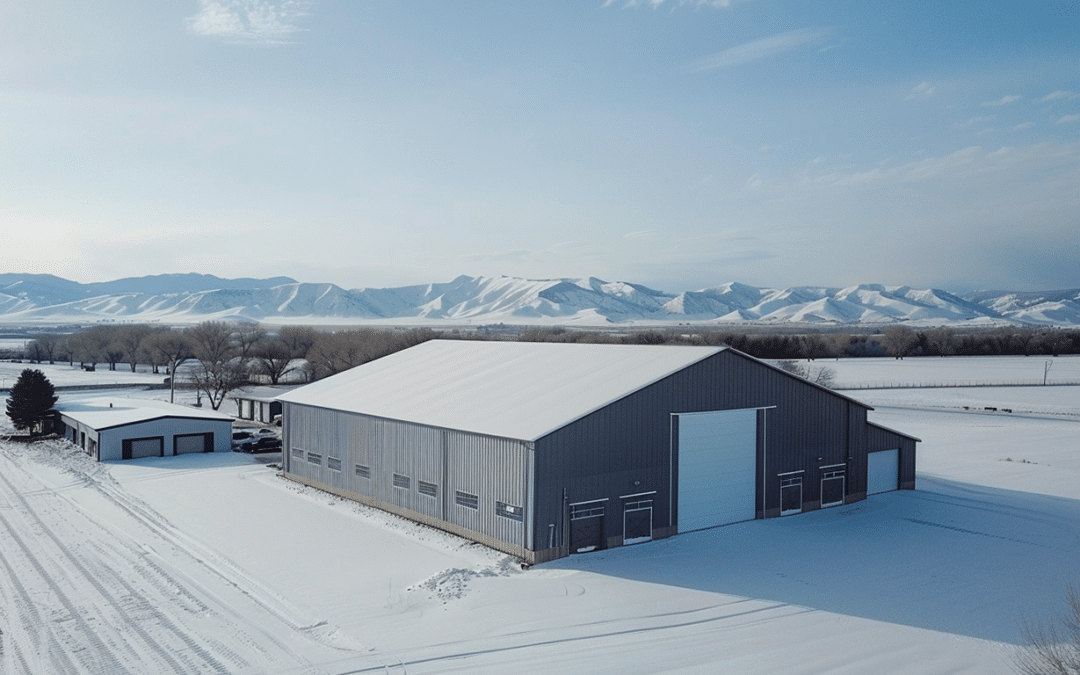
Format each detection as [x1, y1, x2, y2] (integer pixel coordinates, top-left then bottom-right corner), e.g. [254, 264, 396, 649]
[278, 340, 917, 564]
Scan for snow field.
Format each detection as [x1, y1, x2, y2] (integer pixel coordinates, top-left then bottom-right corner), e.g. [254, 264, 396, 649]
[0, 356, 1077, 673]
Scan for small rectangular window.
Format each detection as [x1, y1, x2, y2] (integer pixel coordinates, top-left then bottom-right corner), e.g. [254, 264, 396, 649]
[327, 456, 341, 472]
[307, 452, 322, 465]
[496, 501, 523, 522]
[355, 464, 371, 478]
[418, 480, 438, 498]
[455, 490, 479, 510]
[291, 446, 303, 459]
[571, 502, 605, 520]
[393, 473, 410, 490]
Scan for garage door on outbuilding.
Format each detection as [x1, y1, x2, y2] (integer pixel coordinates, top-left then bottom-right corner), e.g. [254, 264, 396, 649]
[867, 449, 900, 495]
[174, 432, 212, 455]
[124, 436, 163, 460]
[675, 409, 758, 533]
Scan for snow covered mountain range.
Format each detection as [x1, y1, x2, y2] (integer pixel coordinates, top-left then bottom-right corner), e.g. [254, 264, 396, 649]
[0, 273, 1077, 326]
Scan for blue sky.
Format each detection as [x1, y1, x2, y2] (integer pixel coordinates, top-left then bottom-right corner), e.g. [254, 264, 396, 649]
[1, 0, 1077, 293]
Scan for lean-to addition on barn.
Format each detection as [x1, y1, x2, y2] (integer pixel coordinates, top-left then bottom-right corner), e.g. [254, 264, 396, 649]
[278, 340, 917, 564]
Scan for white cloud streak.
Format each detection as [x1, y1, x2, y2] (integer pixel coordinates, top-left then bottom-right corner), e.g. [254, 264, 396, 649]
[185, 0, 309, 45]
[1057, 114, 1080, 124]
[981, 94, 1021, 107]
[905, 81, 935, 100]
[1041, 90, 1078, 102]
[685, 27, 832, 72]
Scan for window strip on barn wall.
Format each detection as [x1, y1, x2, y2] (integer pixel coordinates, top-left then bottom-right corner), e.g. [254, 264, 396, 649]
[418, 480, 438, 498]
[327, 456, 342, 472]
[355, 463, 371, 478]
[455, 490, 479, 510]
[393, 473, 410, 490]
[571, 502, 605, 519]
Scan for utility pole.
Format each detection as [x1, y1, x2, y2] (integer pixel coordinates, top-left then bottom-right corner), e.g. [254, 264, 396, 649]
[1044, 360, 1053, 386]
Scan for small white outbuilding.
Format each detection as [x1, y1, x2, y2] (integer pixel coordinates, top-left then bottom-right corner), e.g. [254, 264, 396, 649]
[56, 398, 233, 461]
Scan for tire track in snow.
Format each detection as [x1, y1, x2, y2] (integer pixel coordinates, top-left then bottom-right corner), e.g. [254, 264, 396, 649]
[346, 599, 813, 674]
[0, 449, 295, 674]
[0, 472, 134, 675]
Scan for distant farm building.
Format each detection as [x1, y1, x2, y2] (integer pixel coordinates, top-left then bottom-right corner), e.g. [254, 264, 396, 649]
[278, 340, 917, 564]
[57, 398, 233, 461]
[232, 385, 297, 424]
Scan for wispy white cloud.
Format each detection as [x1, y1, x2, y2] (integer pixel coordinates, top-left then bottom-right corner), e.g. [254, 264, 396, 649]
[1041, 90, 1078, 102]
[685, 27, 833, 72]
[981, 94, 1021, 107]
[905, 81, 935, 100]
[1057, 114, 1080, 124]
[1014, 121, 1035, 131]
[624, 230, 661, 239]
[813, 142, 1080, 189]
[956, 115, 994, 128]
[185, 0, 309, 45]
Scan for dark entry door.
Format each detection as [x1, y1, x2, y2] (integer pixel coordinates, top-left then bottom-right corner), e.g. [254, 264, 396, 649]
[570, 516, 605, 553]
[623, 503, 652, 545]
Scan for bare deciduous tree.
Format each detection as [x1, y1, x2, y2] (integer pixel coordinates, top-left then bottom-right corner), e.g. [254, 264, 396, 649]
[775, 360, 837, 388]
[185, 321, 244, 410]
[142, 330, 193, 403]
[882, 326, 919, 360]
[251, 337, 296, 385]
[234, 322, 266, 364]
[114, 324, 154, 372]
[1014, 585, 1080, 675]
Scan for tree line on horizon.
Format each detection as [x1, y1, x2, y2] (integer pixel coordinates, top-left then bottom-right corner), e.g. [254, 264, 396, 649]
[6, 323, 1078, 410]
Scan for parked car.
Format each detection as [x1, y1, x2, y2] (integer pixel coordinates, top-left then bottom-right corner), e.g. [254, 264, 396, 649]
[246, 436, 282, 453]
[232, 428, 278, 452]
[231, 430, 254, 451]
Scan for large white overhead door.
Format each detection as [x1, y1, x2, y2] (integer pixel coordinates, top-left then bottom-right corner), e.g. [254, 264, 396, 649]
[677, 409, 757, 533]
[867, 449, 900, 495]
[174, 433, 210, 455]
[125, 437, 163, 460]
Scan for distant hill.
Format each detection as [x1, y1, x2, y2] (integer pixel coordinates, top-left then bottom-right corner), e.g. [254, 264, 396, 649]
[0, 273, 1077, 326]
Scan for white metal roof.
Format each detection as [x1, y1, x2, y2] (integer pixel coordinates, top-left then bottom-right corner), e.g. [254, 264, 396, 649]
[277, 340, 725, 441]
[56, 397, 233, 431]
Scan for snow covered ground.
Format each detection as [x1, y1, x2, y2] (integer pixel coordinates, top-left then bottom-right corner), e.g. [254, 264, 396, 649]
[1, 356, 1078, 674]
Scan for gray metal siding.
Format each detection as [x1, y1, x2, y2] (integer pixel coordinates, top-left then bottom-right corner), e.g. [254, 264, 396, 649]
[868, 423, 917, 490]
[283, 402, 532, 559]
[531, 350, 875, 556]
[79, 417, 231, 461]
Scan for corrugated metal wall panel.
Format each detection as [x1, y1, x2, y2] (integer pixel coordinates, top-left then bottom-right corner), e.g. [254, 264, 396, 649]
[91, 417, 231, 461]
[532, 349, 878, 555]
[282, 403, 531, 559]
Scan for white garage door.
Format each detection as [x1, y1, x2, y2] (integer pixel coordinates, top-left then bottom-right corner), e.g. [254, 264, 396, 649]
[174, 433, 210, 455]
[127, 437, 163, 459]
[867, 449, 899, 495]
[677, 409, 757, 533]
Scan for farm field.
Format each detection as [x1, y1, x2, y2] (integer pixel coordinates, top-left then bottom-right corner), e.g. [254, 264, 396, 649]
[0, 356, 1077, 673]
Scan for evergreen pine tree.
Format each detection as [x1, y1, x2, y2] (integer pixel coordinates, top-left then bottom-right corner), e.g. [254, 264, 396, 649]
[5, 368, 58, 436]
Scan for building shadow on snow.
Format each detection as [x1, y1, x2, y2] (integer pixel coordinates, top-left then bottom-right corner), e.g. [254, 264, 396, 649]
[541, 477, 1080, 645]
